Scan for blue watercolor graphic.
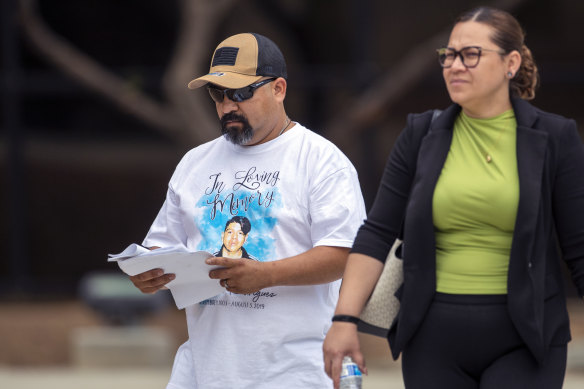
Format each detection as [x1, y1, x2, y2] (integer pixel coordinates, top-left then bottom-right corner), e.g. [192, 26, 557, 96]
[194, 187, 282, 261]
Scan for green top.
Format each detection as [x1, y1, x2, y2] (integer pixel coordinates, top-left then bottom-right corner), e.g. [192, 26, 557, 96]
[433, 110, 519, 294]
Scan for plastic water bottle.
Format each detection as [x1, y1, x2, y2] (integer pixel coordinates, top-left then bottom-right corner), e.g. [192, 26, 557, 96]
[340, 356, 362, 389]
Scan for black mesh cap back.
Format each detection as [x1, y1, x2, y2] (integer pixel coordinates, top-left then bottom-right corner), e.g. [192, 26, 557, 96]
[251, 33, 287, 80]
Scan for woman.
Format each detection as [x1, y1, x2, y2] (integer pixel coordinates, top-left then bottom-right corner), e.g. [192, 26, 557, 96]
[323, 6, 584, 389]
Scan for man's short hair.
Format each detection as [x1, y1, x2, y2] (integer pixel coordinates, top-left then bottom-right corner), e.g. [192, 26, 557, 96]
[224, 216, 252, 235]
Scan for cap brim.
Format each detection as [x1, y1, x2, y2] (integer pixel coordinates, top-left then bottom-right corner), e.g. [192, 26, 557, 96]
[187, 72, 263, 89]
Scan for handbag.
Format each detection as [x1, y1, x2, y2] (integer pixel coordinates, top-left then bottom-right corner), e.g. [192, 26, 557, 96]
[357, 238, 403, 337]
[356, 108, 442, 338]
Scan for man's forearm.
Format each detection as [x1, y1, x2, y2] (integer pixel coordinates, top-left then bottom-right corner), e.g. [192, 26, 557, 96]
[265, 246, 350, 287]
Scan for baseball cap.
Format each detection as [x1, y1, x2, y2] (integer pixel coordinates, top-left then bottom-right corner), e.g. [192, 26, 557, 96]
[188, 33, 287, 90]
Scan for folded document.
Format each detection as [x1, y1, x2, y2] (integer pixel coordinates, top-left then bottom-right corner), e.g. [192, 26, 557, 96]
[108, 245, 224, 309]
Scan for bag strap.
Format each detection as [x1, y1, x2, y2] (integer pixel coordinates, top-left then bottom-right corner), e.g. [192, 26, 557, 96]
[411, 108, 442, 175]
[431, 108, 443, 124]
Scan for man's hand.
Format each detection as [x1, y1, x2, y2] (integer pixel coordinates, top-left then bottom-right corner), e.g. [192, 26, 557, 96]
[206, 257, 269, 294]
[129, 268, 176, 294]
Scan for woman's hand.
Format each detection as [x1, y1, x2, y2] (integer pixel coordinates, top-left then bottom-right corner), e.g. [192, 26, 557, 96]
[323, 321, 367, 389]
[323, 253, 382, 388]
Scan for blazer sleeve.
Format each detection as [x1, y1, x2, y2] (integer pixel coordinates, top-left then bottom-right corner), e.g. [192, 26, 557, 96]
[552, 118, 584, 296]
[351, 111, 433, 262]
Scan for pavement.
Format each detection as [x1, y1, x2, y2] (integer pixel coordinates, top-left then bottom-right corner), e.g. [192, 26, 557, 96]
[1, 299, 583, 388]
[1, 337, 584, 388]
[1, 365, 584, 389]
[1, 337, 584, 389]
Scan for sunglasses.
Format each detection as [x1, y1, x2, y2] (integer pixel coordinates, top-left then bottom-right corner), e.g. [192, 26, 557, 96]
[207, 77, 277, 103]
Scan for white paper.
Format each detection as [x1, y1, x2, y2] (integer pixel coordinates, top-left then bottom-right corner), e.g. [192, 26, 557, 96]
[108, 244, 189, 261]
[107, 243, 151, 260]
[109, 246, 225, 309]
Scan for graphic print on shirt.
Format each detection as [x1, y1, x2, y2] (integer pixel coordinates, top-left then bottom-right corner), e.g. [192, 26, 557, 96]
[195, 167, 282, 310]
[195, 167, 282, 260]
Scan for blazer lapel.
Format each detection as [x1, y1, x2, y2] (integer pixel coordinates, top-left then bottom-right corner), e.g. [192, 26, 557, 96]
[395, 107, 456, 355]
[403, 106, 456, 305]
[507, 98, 549, 362]
[509, 98, 548, 270]
[510, 125, 548, 267]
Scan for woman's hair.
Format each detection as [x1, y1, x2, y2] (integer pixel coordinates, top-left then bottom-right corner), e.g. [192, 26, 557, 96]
[455, 7, 539, 100]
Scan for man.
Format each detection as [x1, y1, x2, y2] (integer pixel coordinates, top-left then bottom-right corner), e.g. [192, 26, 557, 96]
[129, 32, 366, 388]
[214, 216, 255, 259]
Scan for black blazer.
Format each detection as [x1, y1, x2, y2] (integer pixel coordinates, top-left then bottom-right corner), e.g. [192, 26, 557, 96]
[352, 98, 584, 364]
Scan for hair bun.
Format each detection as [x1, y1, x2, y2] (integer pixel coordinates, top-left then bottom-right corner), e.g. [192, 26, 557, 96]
[511, 44, 539, 100]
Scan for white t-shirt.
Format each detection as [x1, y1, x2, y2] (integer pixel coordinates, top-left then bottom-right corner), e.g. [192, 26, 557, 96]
[143, 123, 366, 389]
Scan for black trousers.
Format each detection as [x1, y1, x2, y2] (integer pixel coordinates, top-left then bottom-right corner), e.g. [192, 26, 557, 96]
[401, 293, 567, 389]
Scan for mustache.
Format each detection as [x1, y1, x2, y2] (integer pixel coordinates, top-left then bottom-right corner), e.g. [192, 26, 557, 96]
[220, 112, 248, 127]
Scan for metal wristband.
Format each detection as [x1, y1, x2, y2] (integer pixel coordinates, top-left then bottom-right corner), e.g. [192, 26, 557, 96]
[332, 314, 361, 325]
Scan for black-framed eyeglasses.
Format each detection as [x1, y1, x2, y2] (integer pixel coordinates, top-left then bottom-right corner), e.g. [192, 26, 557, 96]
[436, 46, 506, 68]
[207, 77, 277, 103]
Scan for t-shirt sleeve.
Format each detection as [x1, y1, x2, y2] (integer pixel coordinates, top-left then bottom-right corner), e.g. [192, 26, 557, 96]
[142, 183, 188, 249]
[309, 162, 366, 248]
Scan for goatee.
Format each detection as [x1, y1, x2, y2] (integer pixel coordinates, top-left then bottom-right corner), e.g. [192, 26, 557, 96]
[220, 113, 254, 145]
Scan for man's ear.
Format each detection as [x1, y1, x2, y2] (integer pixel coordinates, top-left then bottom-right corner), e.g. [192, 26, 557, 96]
[272, 77, 287, 102]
